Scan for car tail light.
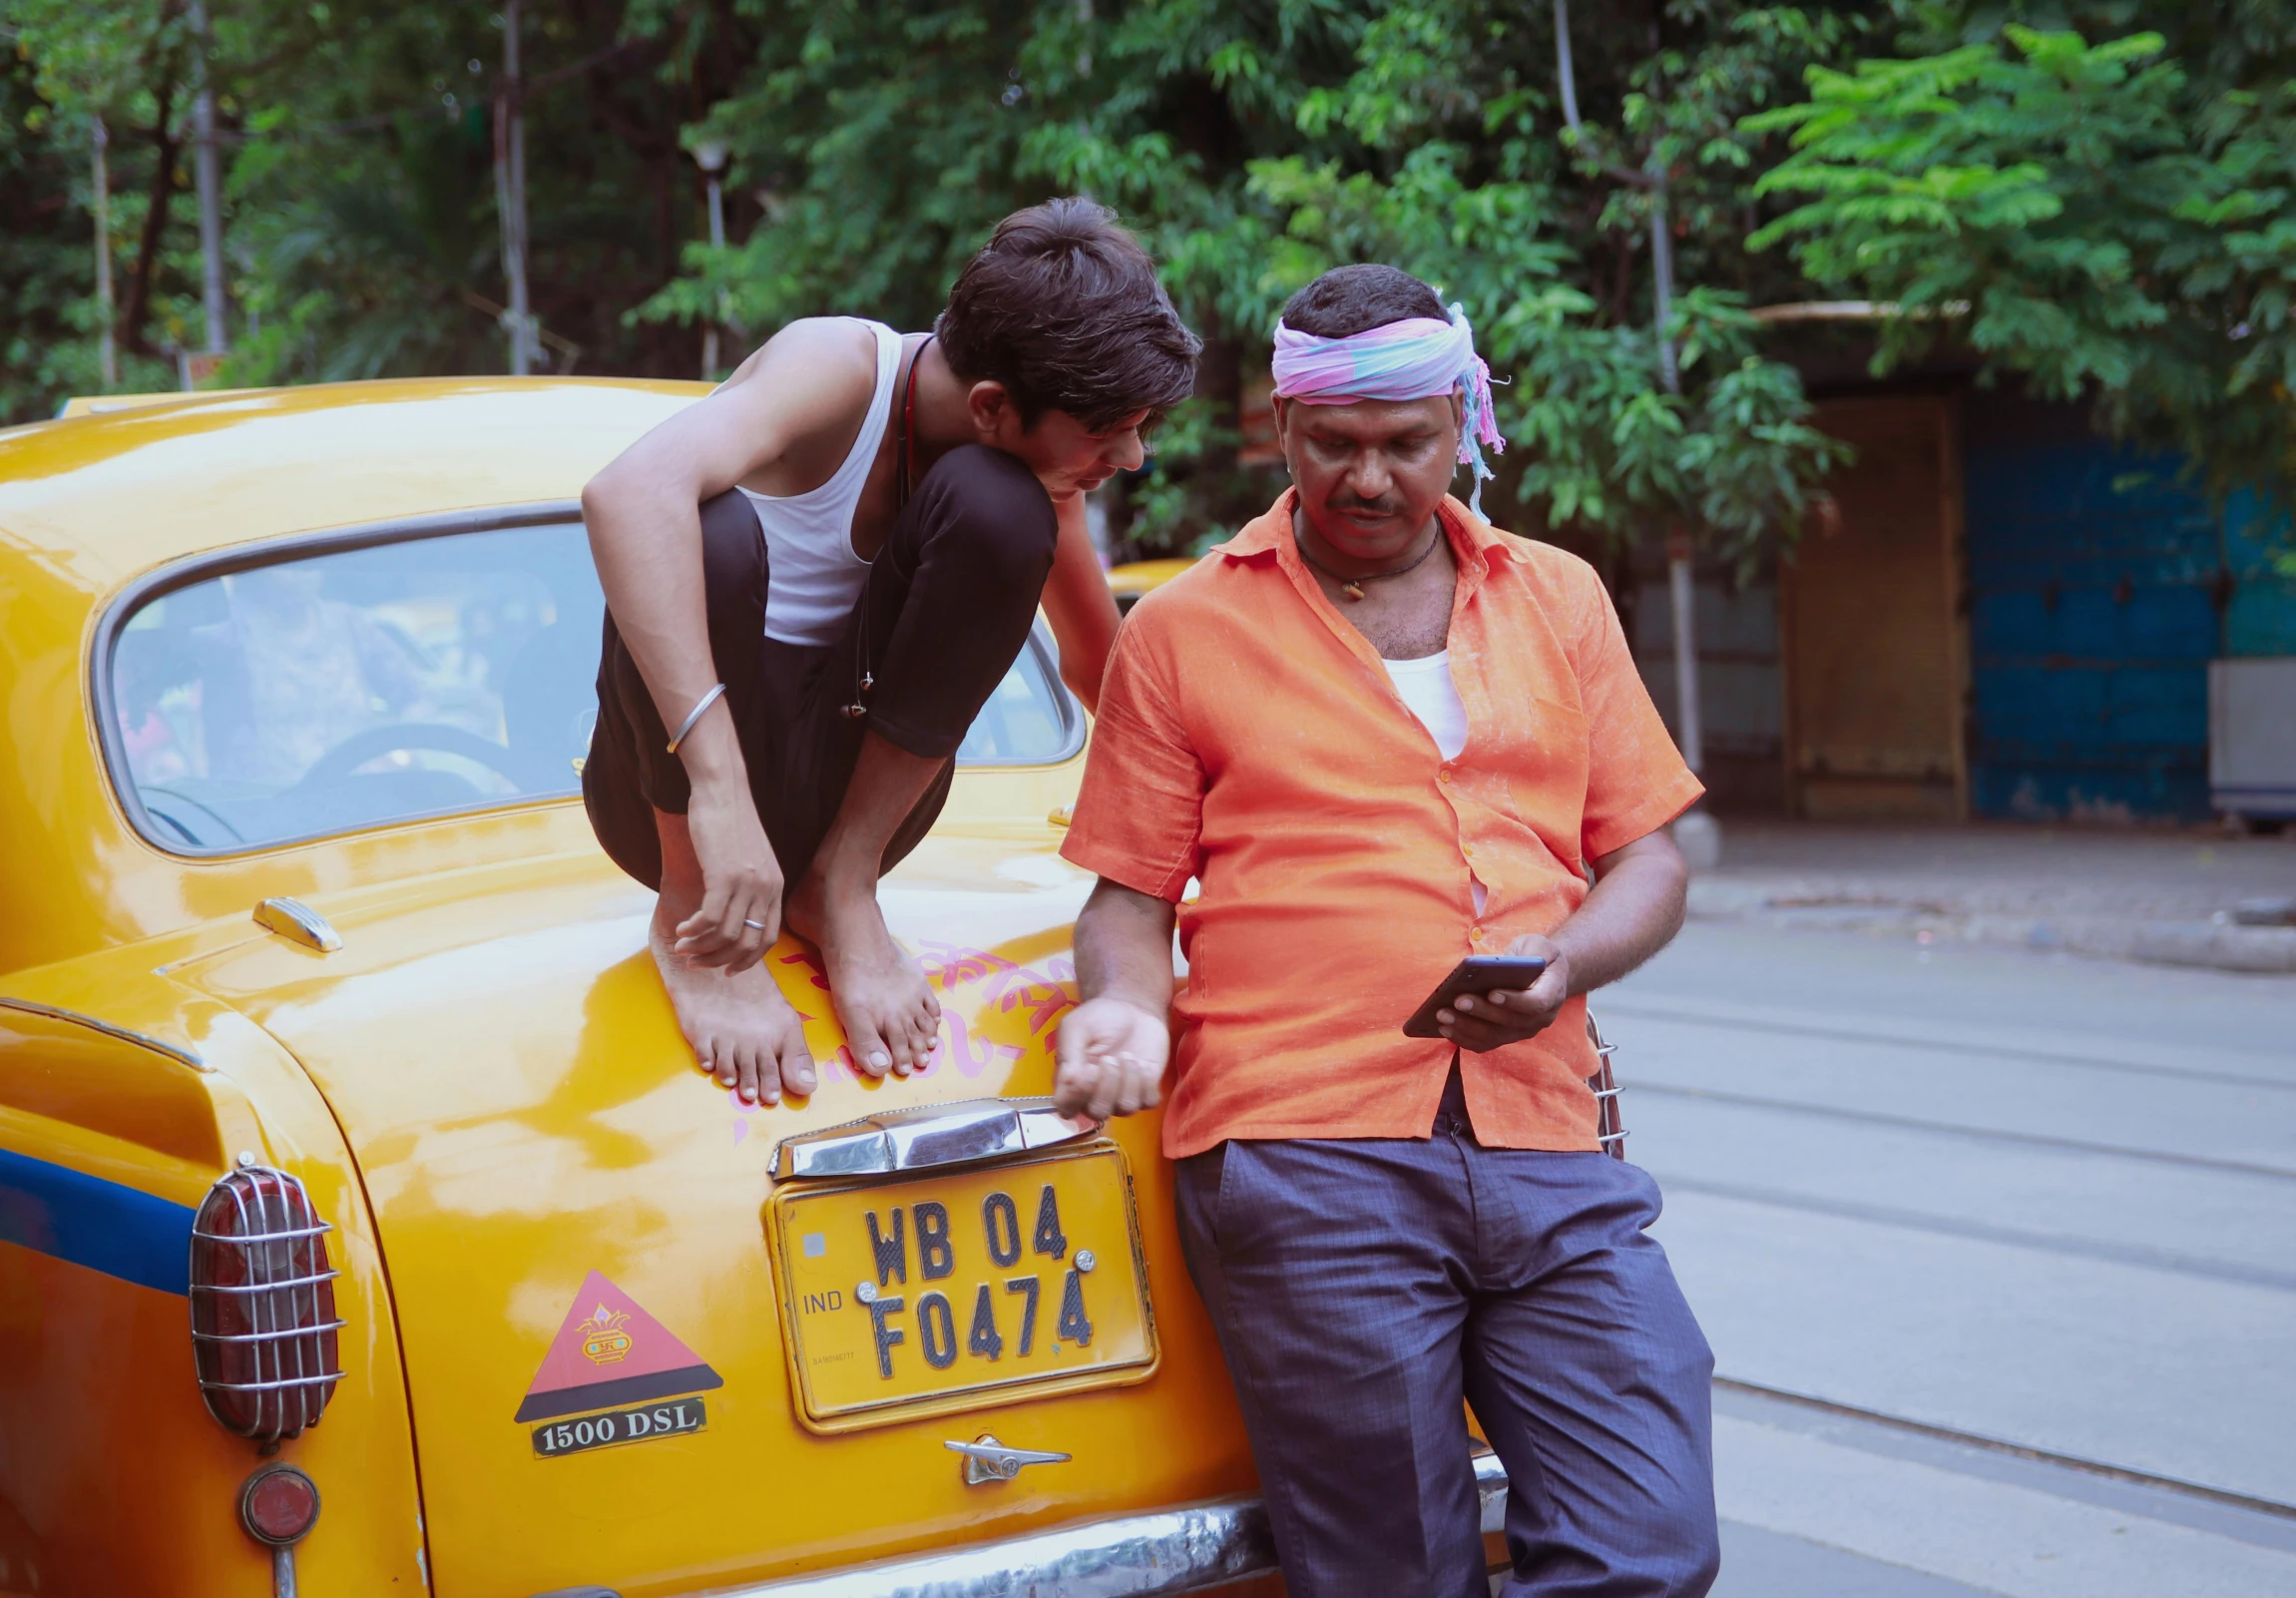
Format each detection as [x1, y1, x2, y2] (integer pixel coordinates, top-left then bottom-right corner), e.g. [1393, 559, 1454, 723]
[190, 1165, 345, 1442]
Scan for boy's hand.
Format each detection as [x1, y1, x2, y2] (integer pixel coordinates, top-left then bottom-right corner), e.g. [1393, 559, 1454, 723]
[1054, 995, 1170, 1119]
[675, 776, 784, 973]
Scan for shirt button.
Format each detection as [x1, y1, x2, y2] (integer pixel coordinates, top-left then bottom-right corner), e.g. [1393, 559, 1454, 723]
[1438, 770, 1453, 785]
[1462, 843, 1475, 857]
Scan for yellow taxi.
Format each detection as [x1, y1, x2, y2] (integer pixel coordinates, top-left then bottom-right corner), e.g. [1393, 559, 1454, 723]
[1105, 557, 1197, 614]
[0, 379, 1506, 1597]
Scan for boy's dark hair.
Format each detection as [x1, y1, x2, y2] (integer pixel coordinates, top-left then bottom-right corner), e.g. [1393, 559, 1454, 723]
[937, 198, 1201, 432]
[1280, 264, 1447, 338]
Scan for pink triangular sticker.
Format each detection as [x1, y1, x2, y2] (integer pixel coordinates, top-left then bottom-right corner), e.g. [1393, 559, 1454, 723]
[516, 1271, 719, 1419]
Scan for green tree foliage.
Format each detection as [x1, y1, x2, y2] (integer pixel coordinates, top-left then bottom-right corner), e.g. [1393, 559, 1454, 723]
[14, 2, 2281, 568]
[1746, 6, 2296, 508]
[2, 1, 191, 410]
[3, 0, 738, 416]
[663, 0, 1853, 563]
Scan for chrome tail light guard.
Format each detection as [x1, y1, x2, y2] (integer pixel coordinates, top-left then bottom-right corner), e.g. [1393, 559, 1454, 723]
[1588, 1012, 1627, 1159]
[189, 1164, 345, 1444]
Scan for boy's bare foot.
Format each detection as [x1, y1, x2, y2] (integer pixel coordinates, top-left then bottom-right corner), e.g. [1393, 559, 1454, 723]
[786, 869, 942, 1078]
[651, 905, 816, 1106]
[648, 805, 814, 1106]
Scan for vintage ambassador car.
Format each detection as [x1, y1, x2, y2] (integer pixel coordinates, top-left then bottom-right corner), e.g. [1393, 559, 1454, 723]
[0, 381, 1510, 1597]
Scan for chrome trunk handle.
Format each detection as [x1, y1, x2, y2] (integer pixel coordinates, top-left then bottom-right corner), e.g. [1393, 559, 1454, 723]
[946, 1435, 1073, 1485]
[771, 1097, 1105, 1181]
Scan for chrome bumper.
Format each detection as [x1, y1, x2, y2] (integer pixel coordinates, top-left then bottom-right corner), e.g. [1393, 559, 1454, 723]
[705, 1451, 1508, 1598]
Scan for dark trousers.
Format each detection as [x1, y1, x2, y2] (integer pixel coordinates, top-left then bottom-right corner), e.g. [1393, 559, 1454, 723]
[1174, 1074, 1719, 1598]
[583, 443, 1058, 891]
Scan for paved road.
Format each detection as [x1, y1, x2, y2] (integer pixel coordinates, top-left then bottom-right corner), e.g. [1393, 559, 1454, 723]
[1604, 922, 2296, 1596]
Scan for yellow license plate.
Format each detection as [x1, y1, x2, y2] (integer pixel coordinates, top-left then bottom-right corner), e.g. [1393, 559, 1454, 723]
[767, 1144, 1158, 1431]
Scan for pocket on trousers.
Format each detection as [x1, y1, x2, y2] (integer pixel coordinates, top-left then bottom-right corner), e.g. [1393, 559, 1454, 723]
[1211, 1138, 1247, 1261]
[1575, 1148, 1666, 1233]
[1172, 1144, 1226, 1268]
[1210, 1138, 1294, 1265]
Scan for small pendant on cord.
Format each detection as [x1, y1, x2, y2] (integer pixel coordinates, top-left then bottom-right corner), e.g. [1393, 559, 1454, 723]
[1343, 582, 1366, 602]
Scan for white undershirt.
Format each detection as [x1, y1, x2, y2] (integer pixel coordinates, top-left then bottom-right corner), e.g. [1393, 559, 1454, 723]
[735, 317, 898, 646]
[1383, 651, 1469, 759]
[1383, 651, 1486, 912]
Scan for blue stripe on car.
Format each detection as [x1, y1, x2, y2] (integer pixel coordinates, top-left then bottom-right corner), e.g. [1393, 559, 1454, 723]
[0, 1145, 195, 1295]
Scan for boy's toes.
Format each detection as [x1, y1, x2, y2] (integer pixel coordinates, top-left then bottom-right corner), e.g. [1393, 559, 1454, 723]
[779, 1043, 817, 1100]
[887, 1026, 917, 1077]
[848, 1023, 894, 1078]
[745, 1043, 781, 1107]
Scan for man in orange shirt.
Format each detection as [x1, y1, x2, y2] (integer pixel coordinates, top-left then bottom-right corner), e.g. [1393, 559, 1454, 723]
[1053, 265, 1718, 1597]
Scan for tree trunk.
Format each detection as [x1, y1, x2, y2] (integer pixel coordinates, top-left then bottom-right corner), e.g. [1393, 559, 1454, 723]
[119, 79, 182, 358]
[189, 0, 228, 354]
[92, 117, 116, 387]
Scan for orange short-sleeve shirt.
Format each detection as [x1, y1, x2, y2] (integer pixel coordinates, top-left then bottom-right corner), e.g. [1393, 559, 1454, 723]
[1060, 490, 1701, 1159]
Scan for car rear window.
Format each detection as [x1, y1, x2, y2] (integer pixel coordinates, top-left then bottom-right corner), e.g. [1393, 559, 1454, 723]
[954, 639, 1075, 764]
[104, 521, 1077, 853]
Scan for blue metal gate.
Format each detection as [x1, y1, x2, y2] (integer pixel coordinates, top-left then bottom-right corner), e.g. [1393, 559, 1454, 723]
[1962, 399, 2219, 822]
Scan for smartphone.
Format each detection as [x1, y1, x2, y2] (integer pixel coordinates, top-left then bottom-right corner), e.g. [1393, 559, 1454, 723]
[1402, 955, 1550, 1038]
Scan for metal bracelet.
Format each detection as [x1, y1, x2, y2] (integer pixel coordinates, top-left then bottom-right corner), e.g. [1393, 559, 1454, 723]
[666, 683, 728, 755]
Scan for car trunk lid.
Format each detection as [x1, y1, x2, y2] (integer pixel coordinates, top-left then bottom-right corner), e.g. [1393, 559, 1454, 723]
[181, 823, 1252, 1597]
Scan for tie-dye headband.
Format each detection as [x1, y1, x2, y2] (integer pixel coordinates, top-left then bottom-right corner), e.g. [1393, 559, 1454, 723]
[1269, 302, 1507, 516]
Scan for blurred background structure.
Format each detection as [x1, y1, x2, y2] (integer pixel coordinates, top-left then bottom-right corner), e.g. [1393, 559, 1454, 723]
[3, 0, 2293, 831]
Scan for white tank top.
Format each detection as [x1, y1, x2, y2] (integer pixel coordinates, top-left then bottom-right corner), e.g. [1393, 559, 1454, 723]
[738, 318, 902, 646]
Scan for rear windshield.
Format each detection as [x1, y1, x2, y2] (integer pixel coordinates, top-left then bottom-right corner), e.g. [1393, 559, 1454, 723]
[104, 521, 1076, 853]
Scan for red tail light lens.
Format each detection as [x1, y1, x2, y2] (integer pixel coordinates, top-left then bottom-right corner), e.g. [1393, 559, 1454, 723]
[189, 1166, 345, 1442]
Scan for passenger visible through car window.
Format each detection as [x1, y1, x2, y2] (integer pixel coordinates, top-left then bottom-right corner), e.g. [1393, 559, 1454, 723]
[109, 523, 605, 850]
[107, 521, 1075, 851]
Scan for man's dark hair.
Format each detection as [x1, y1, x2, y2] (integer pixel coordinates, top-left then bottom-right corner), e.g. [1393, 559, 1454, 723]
[1281, 264, 1447, 338]
[937, 197, 1202, 432]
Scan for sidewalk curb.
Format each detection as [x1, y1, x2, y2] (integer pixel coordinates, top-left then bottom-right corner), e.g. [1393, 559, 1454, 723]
[2126, 920, 2296, 974]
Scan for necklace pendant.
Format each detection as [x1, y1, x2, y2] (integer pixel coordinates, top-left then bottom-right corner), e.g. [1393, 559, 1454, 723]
[1343, 582, 1366, 602]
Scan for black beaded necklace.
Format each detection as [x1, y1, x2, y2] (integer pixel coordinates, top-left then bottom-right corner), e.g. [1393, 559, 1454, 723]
[1296, 521, 1444, 601]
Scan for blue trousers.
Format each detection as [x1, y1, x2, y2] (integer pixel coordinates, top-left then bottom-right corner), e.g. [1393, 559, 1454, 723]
[1174, 1077, 1718, 1598]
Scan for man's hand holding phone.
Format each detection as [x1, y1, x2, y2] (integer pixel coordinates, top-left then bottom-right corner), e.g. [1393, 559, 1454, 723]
[1435, 934, 1570, 1052]
[1054, 995, 1170, 1119]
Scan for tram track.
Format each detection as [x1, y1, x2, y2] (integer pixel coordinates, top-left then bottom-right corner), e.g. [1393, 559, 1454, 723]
[1611, 940, 2296, 1579]
[1625, 1079, 2296, 1182]
[1712, 1376, 2296, 1524]
[1600, 994, 2296, 1094]
[1649, 1172, 2296, 1294]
